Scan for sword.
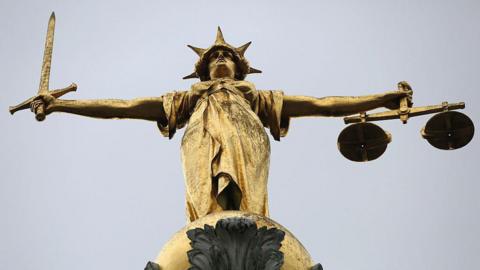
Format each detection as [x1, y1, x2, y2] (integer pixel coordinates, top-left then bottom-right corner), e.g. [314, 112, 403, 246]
[9, 12, 77, 121]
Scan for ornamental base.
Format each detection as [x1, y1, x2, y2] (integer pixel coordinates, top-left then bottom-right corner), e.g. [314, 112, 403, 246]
[146, 211, 322, 270]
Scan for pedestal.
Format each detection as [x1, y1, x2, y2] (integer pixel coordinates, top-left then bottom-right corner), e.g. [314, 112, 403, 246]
[146, 211, 322, 270]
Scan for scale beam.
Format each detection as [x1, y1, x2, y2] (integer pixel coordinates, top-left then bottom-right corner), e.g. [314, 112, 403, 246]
[344, 102, 465, 124]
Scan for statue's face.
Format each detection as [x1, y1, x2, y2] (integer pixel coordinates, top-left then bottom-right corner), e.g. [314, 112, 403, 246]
[208, 49, 236, 79]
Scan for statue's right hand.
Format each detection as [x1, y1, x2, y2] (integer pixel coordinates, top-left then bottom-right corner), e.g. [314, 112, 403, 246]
[30, 93, 56, 115]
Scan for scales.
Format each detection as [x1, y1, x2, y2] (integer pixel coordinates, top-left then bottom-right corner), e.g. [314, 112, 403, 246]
[338, 83, 474, 162]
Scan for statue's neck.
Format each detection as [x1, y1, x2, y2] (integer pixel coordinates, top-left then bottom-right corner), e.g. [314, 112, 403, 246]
[209, 67, 235, 80]
[210, 77, 235, 82]
[210, 74, 235, 80]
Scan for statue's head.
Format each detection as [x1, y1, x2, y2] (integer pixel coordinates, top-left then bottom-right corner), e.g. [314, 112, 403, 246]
[183, 27, 262, 81]
[207, 49, 236, 80]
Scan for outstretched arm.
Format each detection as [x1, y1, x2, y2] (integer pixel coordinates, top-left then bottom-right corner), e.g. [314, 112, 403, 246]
[282, 84, 412, 118]
[33, 95, 167, 122]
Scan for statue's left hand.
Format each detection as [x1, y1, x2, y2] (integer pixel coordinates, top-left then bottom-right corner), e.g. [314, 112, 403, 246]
[384, 81, 413, 110]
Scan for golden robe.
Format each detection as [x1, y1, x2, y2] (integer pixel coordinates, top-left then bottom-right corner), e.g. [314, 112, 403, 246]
[157, 79, 289, 222]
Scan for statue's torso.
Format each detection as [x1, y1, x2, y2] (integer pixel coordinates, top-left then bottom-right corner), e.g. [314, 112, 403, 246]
[183, 79, 268, 146]
[180, 79, 271, 221]
[158, 79, 286, 221]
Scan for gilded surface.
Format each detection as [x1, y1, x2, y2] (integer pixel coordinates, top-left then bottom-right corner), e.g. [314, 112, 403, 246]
[11, 24, 414, 222]
[158, 80, 288, 221]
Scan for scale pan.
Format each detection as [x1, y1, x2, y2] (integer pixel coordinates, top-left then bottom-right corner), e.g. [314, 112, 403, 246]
[337, 123, 391, 162]
[421, 111, 474, 150]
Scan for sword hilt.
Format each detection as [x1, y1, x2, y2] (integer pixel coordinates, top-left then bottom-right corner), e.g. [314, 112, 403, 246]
[35, 103, 46, 121]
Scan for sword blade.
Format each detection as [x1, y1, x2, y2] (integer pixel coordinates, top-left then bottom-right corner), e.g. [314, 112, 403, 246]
[38, 12, 55, 94]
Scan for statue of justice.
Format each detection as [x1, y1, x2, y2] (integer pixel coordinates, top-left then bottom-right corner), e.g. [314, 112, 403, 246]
[10, 13, 475, 269]
[9, 13, 473, 223]
[30, 31, 415, 222]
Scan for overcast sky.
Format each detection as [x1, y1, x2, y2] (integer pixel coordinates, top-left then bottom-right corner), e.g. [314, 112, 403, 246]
[1, 1, 479, 270]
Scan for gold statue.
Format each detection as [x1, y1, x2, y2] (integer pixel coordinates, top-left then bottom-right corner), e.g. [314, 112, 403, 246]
[11, 14, 475, 269]
[11, 19, 412, 222]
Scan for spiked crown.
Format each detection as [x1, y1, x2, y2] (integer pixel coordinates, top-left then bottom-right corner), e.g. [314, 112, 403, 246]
[183, 27, 262, 81]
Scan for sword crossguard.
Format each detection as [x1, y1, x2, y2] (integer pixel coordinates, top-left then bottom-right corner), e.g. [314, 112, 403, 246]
[9, 83, 77, 121]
